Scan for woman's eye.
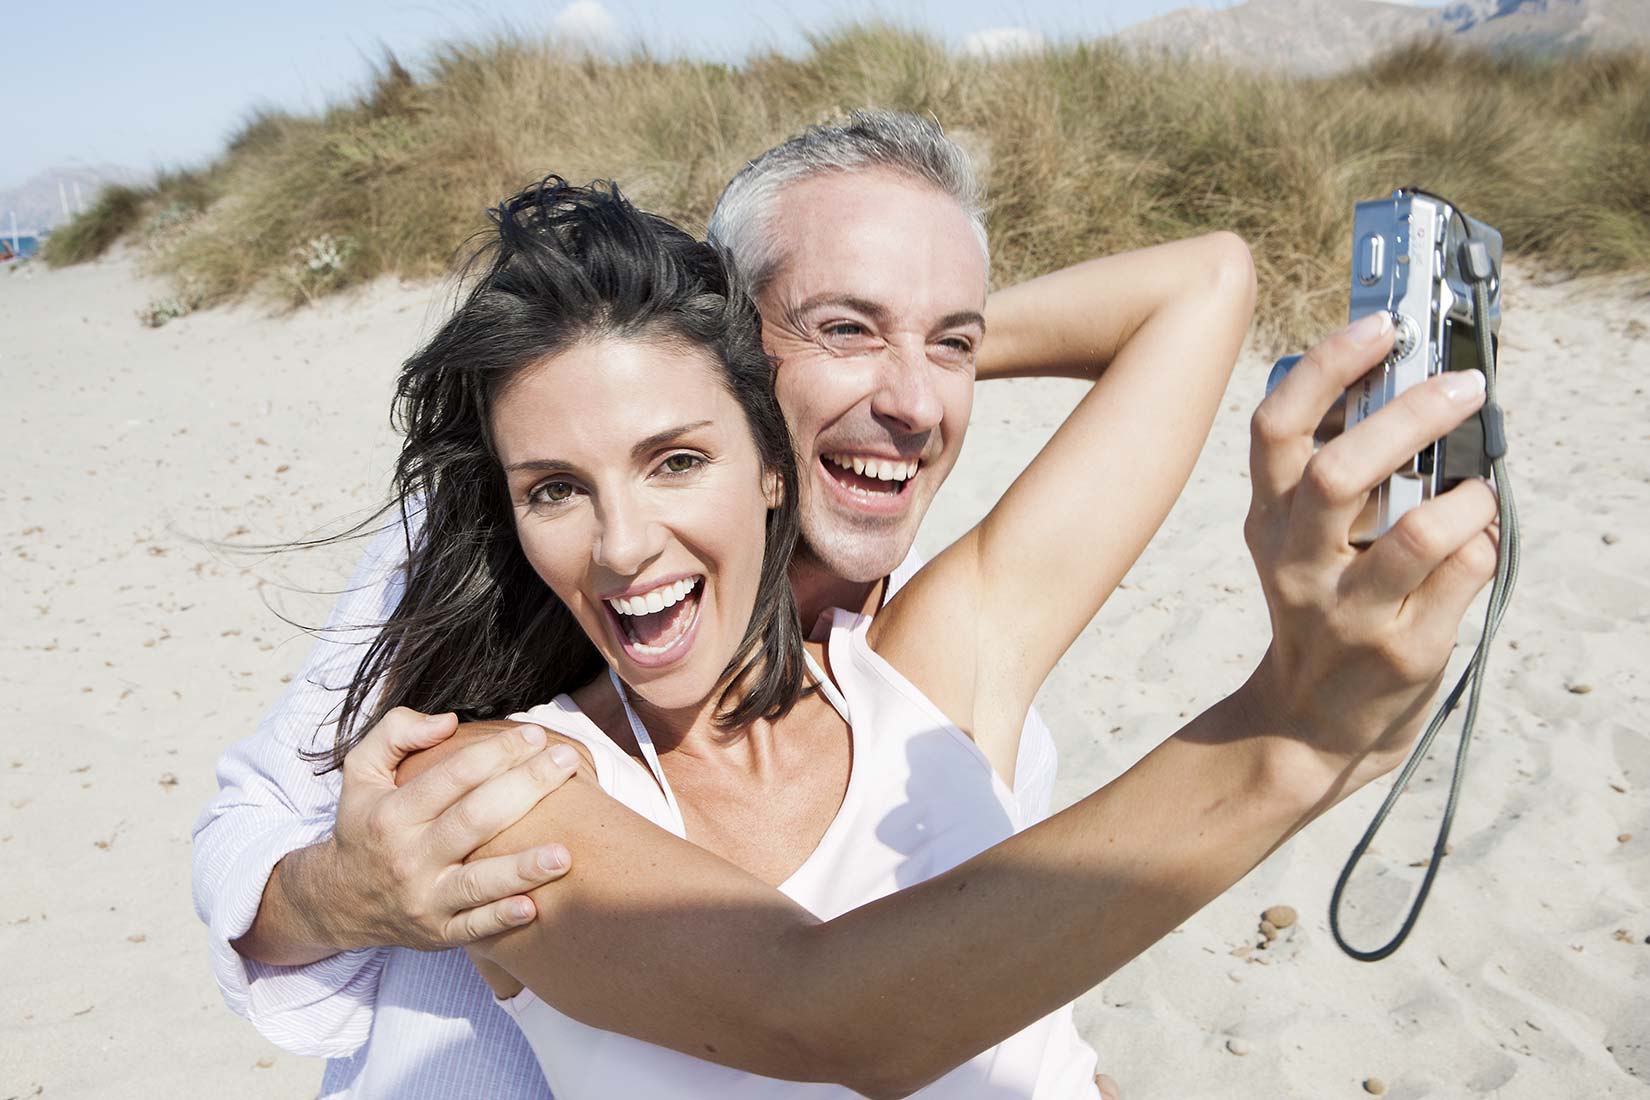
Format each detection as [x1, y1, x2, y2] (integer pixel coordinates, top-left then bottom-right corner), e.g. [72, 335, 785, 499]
[529, 481, 577, 506]
[661, 453, 703, 475]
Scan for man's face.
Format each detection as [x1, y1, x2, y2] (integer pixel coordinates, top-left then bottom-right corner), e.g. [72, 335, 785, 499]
[758, 169, 986, 585]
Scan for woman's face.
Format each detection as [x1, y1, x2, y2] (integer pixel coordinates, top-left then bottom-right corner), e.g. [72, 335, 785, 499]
[492, 335, 778, 712]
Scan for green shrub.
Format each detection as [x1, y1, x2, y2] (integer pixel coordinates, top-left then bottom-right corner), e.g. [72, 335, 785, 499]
[54, 26, 1650, 344]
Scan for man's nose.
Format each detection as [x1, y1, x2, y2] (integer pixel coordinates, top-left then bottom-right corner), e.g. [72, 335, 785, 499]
[869, 339, 945, 435]
[592, 491, 666, 577]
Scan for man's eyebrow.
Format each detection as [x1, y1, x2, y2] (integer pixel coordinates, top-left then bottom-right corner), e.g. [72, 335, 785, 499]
[795, 293, 889, 323]
[503, 421, 715, 474]
[794, 294, 983, 334]
[935, 310, 986, 332]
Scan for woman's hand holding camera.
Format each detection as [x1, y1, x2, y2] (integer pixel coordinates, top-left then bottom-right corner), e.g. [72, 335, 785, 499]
[1241, 311, 1500, 797]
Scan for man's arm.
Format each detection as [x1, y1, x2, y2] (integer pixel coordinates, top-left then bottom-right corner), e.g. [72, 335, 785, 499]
[191, 517, 576, 1055]
[976, 251, 1167, 383]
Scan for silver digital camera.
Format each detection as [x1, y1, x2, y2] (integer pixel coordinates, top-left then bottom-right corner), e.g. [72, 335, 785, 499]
[1269, 189, 1503, 545]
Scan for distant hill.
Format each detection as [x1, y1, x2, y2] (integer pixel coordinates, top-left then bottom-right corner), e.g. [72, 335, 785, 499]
[1117, 0, 1648, 75]
[0, 164, 143, 232]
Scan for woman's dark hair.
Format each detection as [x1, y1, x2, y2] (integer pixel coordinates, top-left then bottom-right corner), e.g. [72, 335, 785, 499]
[313, 177, 803, 772]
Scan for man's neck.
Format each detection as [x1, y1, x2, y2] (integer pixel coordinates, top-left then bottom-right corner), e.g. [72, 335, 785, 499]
[788, 555, 885, 631]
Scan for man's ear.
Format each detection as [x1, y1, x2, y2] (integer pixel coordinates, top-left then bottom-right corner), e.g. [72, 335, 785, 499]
[762, 467, 784, 509]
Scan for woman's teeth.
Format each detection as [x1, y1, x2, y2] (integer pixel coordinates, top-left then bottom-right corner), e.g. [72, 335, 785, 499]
[606, 576, 700, 617]
[824, 453, 919, 483]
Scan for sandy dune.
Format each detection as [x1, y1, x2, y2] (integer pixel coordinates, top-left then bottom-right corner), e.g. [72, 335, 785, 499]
[2, 250, 1646, 1099]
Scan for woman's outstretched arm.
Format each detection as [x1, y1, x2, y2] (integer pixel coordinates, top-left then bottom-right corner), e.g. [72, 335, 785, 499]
[399, 704, 1317, 1100]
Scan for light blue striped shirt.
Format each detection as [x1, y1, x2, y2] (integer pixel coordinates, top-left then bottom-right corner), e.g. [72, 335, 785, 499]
[191, 516, 1059, 1099]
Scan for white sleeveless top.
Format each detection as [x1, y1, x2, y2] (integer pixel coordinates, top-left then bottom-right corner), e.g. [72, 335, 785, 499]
[501, 609, 1099, 1098]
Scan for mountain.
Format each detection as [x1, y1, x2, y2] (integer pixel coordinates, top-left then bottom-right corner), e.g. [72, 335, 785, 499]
[0, 164, 144, 232]
[1115, 0, 1648, 75]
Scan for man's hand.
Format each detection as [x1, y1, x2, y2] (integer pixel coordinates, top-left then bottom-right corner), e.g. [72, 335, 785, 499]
[233, 708, 579, 965]
[1242, 311, 1499, 794]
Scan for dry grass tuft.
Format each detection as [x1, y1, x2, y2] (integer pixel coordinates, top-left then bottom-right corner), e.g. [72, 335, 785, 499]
[48, 26, 1650, 346]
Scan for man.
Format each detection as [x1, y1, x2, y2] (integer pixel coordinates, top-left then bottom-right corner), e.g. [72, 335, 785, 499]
[194, 111, 1496, 1098]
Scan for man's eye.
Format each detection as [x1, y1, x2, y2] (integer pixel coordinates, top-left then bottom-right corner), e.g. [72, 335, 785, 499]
[661, 453, 703, 475]
[939, 337, 973, 354]
[823, 322, 868, 340]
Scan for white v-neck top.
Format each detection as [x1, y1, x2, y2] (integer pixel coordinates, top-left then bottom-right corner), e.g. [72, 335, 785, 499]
[502, 609, 1099, 1099]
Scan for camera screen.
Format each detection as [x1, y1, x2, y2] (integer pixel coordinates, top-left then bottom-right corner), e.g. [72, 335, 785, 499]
[1437, 319, 1496, 485]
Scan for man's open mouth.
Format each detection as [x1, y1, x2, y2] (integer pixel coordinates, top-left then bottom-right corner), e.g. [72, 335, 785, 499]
[605, 575, 703, 660]
[820, 452, 919, 499]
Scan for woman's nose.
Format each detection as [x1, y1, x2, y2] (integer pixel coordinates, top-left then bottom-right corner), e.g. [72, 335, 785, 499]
[591, 492, 666, 577]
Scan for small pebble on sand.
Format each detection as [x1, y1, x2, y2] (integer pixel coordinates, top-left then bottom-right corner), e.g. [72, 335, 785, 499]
[1602, 532, 1620, 545]
[1364, 1078, 1387, 1095]
[1225, 1038, 1250, 1056]
[1259, 920, 1278, 942]
[1262, 905, 1297, 929]
[1618, 833, 1632, 844]
[1567, 682, 1594, 694]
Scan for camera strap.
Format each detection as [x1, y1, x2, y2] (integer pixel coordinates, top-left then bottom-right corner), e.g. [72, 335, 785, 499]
[1328, 208, 1522, 961]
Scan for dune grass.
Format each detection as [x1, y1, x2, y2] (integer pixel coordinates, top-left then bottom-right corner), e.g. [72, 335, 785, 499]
[49, 25, 1650, 345]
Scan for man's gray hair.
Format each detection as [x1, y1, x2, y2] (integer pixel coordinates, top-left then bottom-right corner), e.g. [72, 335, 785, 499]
[707, 109, 988, 294]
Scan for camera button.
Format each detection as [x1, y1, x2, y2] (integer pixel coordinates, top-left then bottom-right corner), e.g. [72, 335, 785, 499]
[1357, 233, 1386, 286]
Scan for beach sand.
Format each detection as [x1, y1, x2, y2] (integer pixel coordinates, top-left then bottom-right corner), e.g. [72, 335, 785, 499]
[2, 249, 1646, 1098]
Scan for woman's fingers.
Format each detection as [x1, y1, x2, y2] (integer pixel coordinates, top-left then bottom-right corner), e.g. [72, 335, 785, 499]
[1291, 368, 1486, 554]
[439, 844, 573, 943]
[1249, 312, 1396, 509]
[426, 741, 582, 864]
[1094, 1073, 1121, 1100]
[1405, 518, 1502, 639]
[1347, 478, 1499, 607]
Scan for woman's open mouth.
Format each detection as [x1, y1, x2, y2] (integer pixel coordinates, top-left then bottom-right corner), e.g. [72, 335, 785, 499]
[818, 452, 919, 513]
[603, 575, 704, 668]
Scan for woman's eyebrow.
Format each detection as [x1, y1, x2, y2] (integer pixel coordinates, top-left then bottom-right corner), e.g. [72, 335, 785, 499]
[504, 421, 717, 474]
[504, 457, 574, 474]
[631, 420, 714, 459]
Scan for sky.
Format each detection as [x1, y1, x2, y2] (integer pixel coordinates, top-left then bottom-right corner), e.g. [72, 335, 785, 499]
[4, 0, 1453, 195]
[3, 0, 1222, 192]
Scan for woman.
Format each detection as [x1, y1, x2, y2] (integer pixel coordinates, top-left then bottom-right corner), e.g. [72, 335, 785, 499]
[368, 175, 1256, 1097]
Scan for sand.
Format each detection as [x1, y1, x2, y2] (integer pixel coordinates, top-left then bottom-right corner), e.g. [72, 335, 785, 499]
[2, 249, 1646, 1099]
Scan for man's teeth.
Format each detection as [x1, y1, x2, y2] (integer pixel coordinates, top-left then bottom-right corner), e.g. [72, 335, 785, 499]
[824, 454, 919, 482]
[607, 577, 699, 617]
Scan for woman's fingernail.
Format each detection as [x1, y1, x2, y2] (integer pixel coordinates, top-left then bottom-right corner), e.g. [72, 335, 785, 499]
[537, 846, 568, 873]
[422, 712, 449, 727]
[1351, 311, 1393, 343]
[510, 899, 534, 921]
[549, 744, 579, 769]
[519, 724, 546, 748]
[1441, 369, 1486, 401]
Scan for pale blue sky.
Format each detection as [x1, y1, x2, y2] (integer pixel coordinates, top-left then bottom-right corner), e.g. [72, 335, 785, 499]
[2, 0, 1266, 191]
